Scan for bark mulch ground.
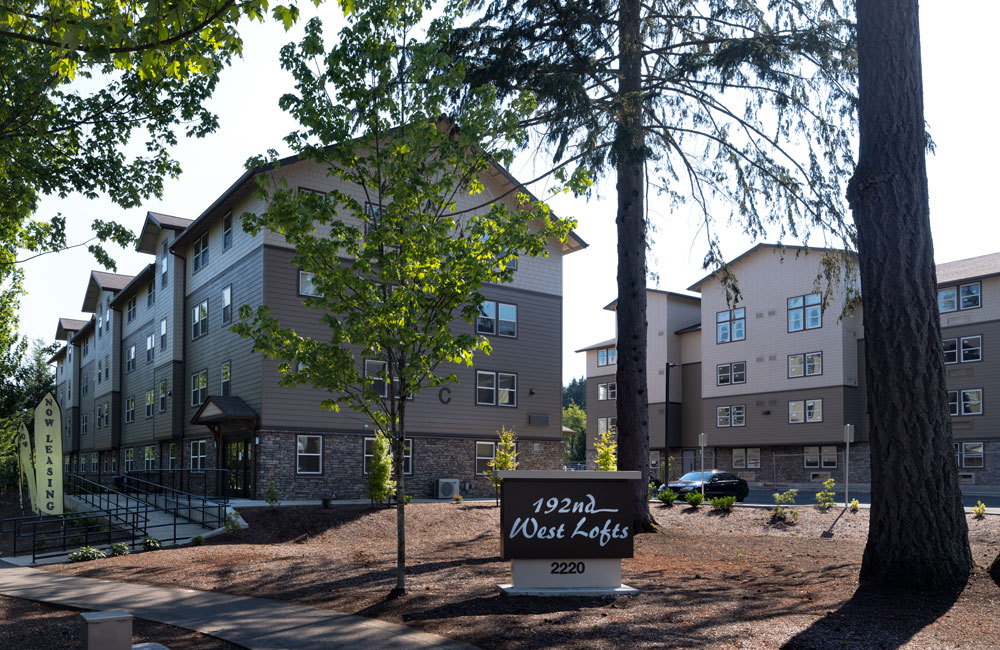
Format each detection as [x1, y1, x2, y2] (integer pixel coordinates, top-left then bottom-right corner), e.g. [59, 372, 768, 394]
[33, 502, 1000, 649]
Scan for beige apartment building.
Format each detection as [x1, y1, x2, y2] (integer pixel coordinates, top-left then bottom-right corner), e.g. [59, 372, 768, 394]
[580, 244, 999, 488]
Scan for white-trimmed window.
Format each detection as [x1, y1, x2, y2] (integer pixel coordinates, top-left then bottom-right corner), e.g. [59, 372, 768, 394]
[160, 318, 167, 350]
[960, 336, 982, 363]
[159, 380, 167, 412]
[144, 445, 156, 471]
[955, 441, 984, 468]
[221, 361, 231, 396]
[598, 382, 617, 400]
[126, 345, 136, 372]
[145, 390, 154, 418]
[124, 448, 135, 472]
[961, 389, 982, 416]
[193, 232, 209, 271]
[716, 308, 746, 343]
[365, 359, 389, 397]
[296, 435, 322, 474]
[146, 333, 155, 363]
[222, 285, 232, 324]
[127, 296, 136, 322]
[948, 390, 959, 416]
[125, 397, 135, 423]
[191, 300, 208, 339]
[597, 416, 617, 436]
[596, 347, 617, 366]
[717, 361, 746, 385]
[191, 370, 207, 406]
[190, 440, 206, 471]
[364, 437, 412, 474]
[299, 271, 321, 297]
[223, 212, 233, 250]
[788, 293, 821, 331]
[475, 441, 495, 475]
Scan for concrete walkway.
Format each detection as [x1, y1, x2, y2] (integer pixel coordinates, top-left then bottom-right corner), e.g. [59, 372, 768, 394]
[0, 561, 478, 650]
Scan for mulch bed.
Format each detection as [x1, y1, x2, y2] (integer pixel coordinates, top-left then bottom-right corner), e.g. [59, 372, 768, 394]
[35, 502, 1000, 649]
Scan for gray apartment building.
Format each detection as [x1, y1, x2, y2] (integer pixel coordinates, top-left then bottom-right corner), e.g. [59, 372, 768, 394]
[579, 243, 1000, 489]
[51, 155, 586, 499]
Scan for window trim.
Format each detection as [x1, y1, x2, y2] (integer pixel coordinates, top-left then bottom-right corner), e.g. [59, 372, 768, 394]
[296, 434, 323, 475]
[363, 437, 412, 475]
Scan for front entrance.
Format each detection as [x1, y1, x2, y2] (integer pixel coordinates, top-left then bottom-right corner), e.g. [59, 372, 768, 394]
[224, 438, 254, 499]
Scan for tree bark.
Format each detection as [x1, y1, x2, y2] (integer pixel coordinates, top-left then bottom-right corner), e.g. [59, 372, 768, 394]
[615, 0, 655, 532]
[850, 0, 972, 588]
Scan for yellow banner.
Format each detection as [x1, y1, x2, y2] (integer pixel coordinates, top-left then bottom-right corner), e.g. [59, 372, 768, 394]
[16, 422, 37, 514]
[33, 392, 63, 516]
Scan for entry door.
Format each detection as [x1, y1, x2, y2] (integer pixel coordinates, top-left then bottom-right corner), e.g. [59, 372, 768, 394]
[682, 450, 695, 474]
[224, 439, 254, 499]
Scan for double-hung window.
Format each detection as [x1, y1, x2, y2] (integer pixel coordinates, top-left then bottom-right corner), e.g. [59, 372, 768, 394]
[716, 308, 746, 343]
[222, 285, 232, 324]
[296, 435, 322, 474]
[716, 362, 746, 385]
[193, 233, 209, 271]
[597, 347, 617, 366]
[364, 360, 389, 397]
[191, 370, 207, 406]
[126, 345, 136, 372]
[788, 293, 822, 331]
[190, 440, 206, 471]
[955, 441, 984, 468]
[363, 438, 412, 474]
[192, 300, 208, 339]
[598, 382, 617, 400]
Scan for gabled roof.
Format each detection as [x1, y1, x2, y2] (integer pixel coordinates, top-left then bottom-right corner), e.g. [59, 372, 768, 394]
[574, 337, 617, 353]
[936, 252, 1000, 286]
[137, 211, 193, 254]
[81, 271, 134, 312]
[603, 287, 701, 311]
[191, 396, 260, 426]
[686, 243, 851, 292]
[55, 318, 88, 341]
[108, 264, 156, 308]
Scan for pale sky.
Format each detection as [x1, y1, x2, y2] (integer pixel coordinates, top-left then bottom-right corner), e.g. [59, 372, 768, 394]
[15, 2, 1000, 385]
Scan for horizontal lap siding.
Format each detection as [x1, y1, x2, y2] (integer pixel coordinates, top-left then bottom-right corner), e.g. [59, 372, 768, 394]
[259, 246, 564, 441]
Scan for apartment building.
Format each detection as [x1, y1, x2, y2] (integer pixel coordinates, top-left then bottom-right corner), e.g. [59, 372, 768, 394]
[51, 154, 585, 499]
[580, 244, 1000, 488]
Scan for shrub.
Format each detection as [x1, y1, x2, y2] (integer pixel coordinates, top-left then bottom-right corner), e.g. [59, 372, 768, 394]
[973, 501, 987, 518]
[453, 494, 463, 504]
[685, 491, 704, 507]
[264, 480, 281, 507]
[658, 488, 678, 506]
[815, 478, 836, 510]
[191, 535, 205, 546]
[109, 543, 129, 557]
[142, 537, 162, 551]
[595, 430, 617, 471]
[321, 497, 333, 509]
[771, 489, 799, 524]
[69, 546, 105, 562]
[224, 510, 242, 536]
[710, 496, 736, 512]
[850, 498, 860, 513]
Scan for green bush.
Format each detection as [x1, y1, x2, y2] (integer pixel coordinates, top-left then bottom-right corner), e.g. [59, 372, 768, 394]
[109, 542, 129, 557]
[69, 546, 105, 562]
[815, 478, 836, 510]
[191, 535, 206, 546]
[710, 496, 736, 512]
[685, 491, 704, 507]
[142, 537, 162, 551]
[264, 480, 281, 507]
[224, 510, 242, 535]
[657, 488, 678, 506]
[771, 489, 799, 524]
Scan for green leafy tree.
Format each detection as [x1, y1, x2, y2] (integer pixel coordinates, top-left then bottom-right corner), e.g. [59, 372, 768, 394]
[233, 0, 574, 595]
[595, 430, 617, 471]
[485, 426, 518, 505]
[561, 402, 586, 464]
[365, 431, 396, 508]
[455, 0, 857, 533]
[562, 377, 586, 409]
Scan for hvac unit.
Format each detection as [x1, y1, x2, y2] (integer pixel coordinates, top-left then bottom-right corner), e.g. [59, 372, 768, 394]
[436, 478, 460, 499]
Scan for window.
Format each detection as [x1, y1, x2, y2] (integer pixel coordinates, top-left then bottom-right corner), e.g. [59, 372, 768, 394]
[943, 339, 958, 364]
[81, 414, 88, 435]
[160, 318, 167, 350]
[596, 347, 617, 366]
[124, 448, 135, 472]
[598, 382, 617, 400]
[788, 293, 822, 331]
[476, 441, 495, 475]
[147, 278, 155, 307]
[159, 380, 167, 412]
[127, 296, 136, 322]
[732, 447, 760, 469]
[804, 445, 837, 468]
[299, 271, 321, 297]
[956, 441, 984, 468]
[192, 300, 208, 339]
[365, 359, 389, 397]
[190, 440, 206, 470]
[806, 399, 823, 422]
[789, 352, 823, 377]
[125, 397, 135, 423]
[221, 361, 231, 396]
[145, 390, 154, 418]
[477, 301, 517, 337]
[477, 371, 516, 406]
[297, 435, 322, 474]
[717, 361, 746, 386]
[193, 232, 209, 271]
[716, 308, 746, 343]
[223, 213, 233, 250]
[126, 345, 135, 372]
[960, 336, 982, 363]
[222, 285, 232, 324]
[364, 437, 412, 475]
[597, 416, 617, 436]
[161, 241, 168, 286]
[939, 282, 981, 312]
[961, 389, 982, 416]
[716, 405, 745, 427]
[144, 446, 155, 471]
[146, 333, 155, 363]
[167, 443, 176, 470]
[191, 370, 207, 405]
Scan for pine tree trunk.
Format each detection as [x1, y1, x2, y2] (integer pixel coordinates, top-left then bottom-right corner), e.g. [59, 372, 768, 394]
[850, 0, 972, 588]
[615, 0, 655, 533]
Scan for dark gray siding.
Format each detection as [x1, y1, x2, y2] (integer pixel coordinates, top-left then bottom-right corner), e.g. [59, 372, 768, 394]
[258, 246, 564, 442]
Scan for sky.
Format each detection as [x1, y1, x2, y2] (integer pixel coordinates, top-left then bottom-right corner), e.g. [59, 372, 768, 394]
[14, 2, 1000, 386]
